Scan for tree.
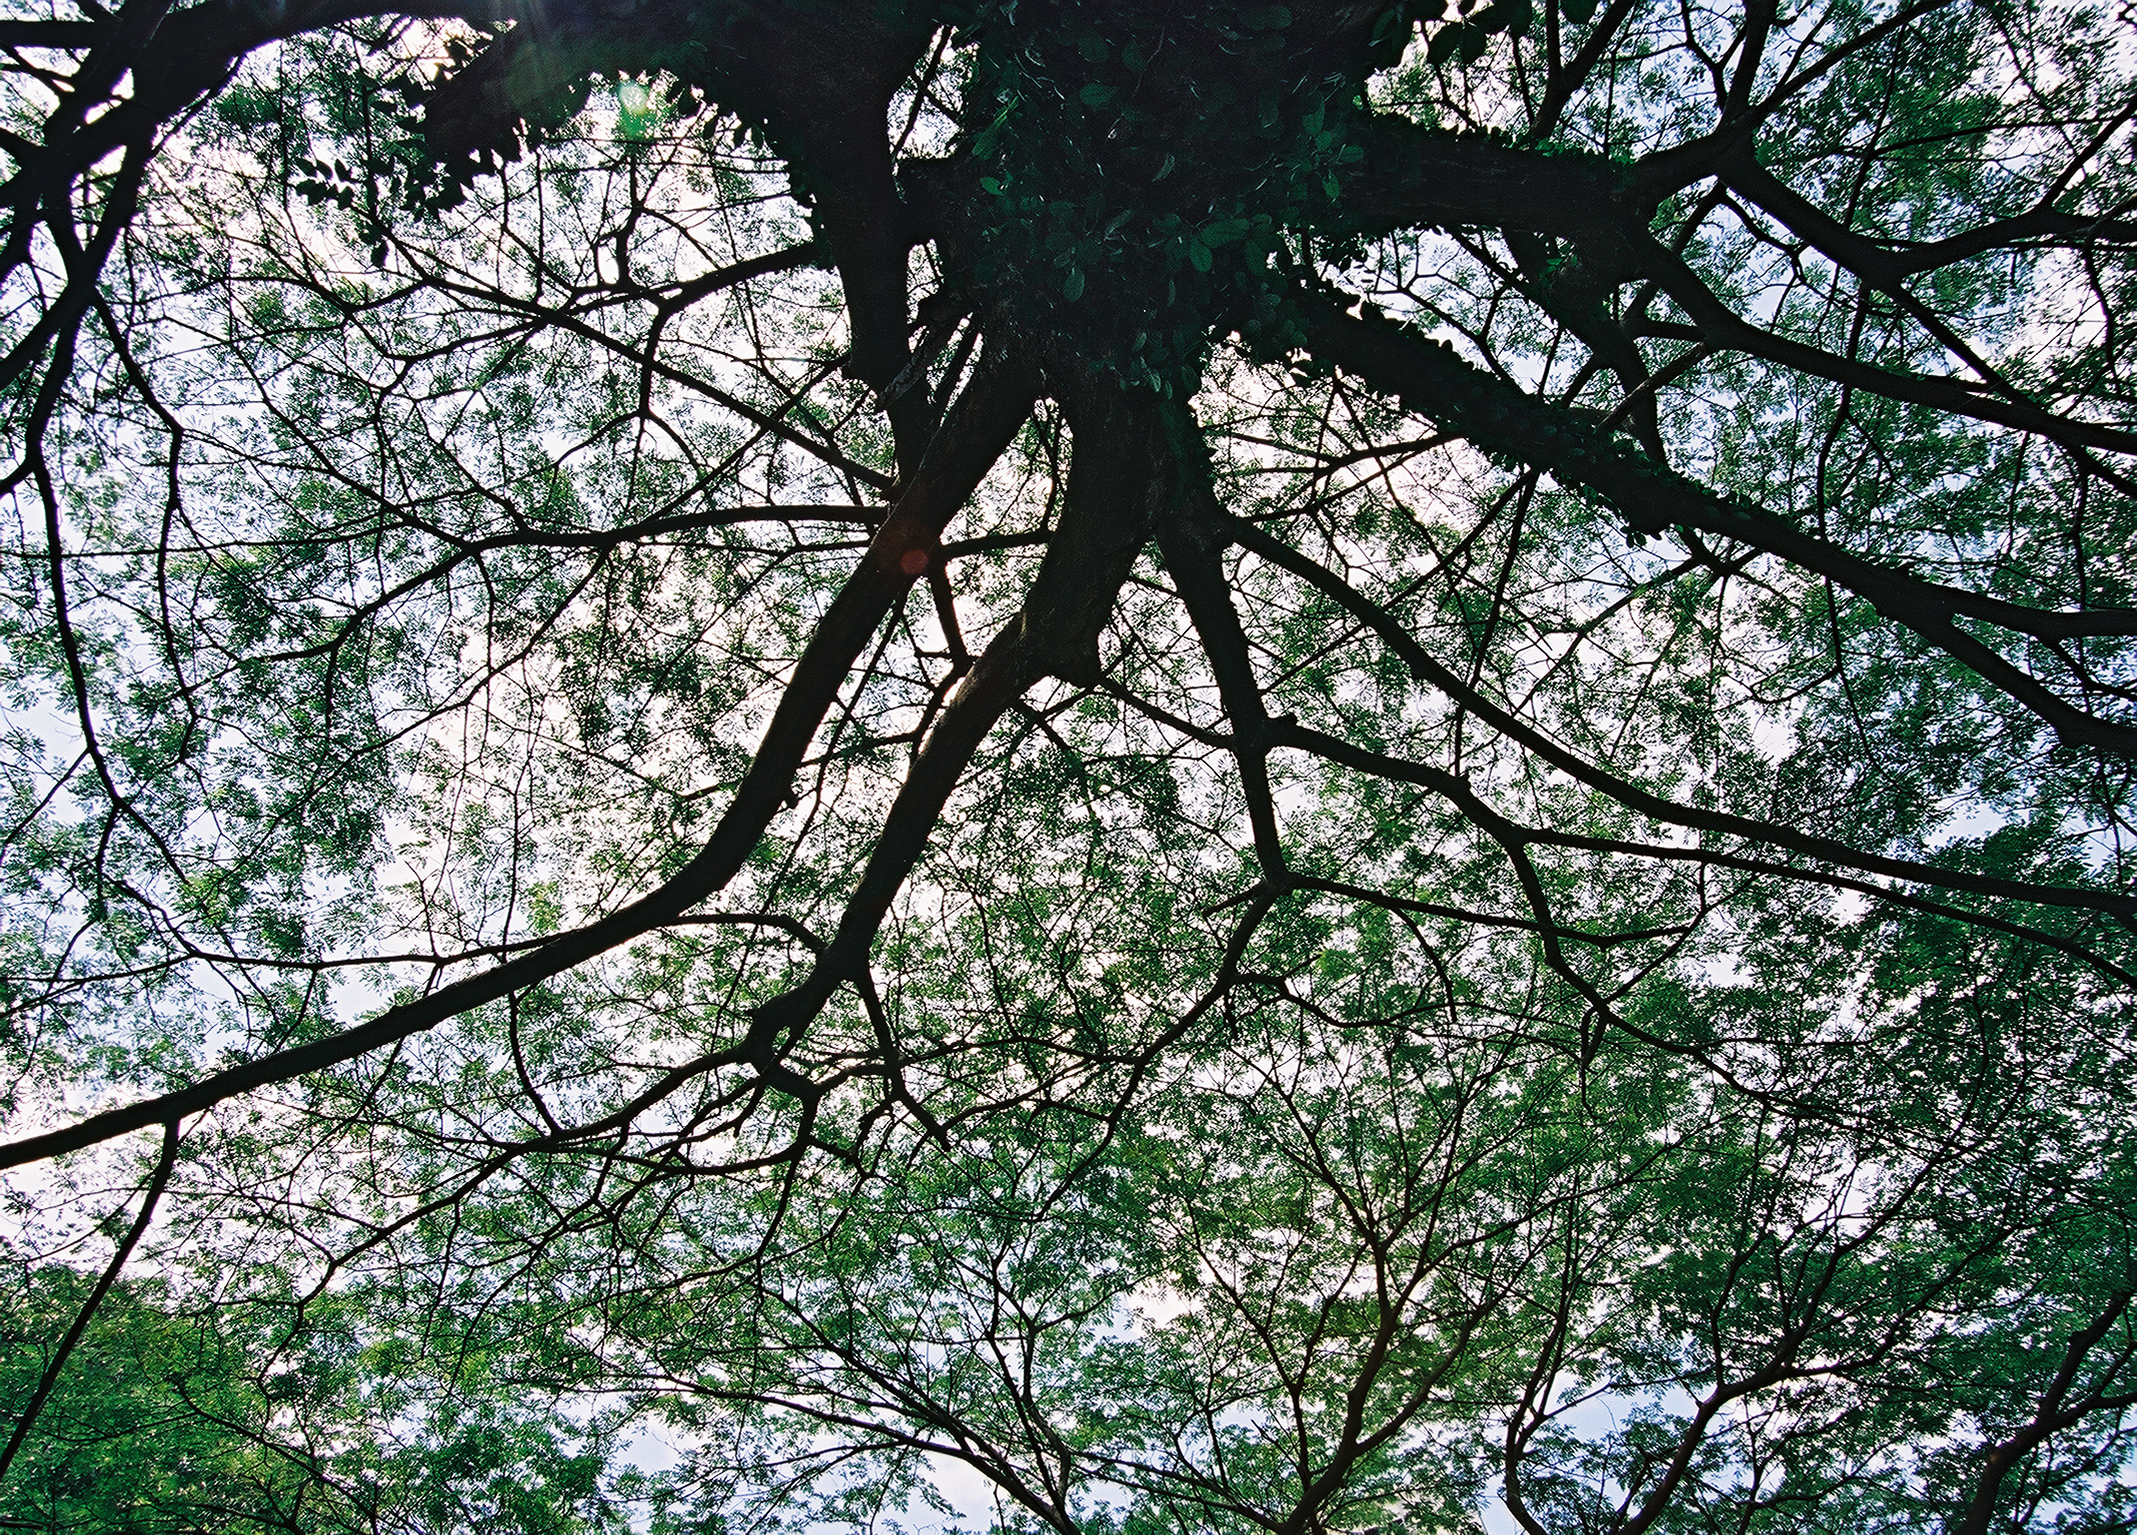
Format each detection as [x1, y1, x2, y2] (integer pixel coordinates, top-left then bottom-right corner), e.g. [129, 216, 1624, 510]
[0, 1256, 636, 1532]
[0, 0, 2134, 1527]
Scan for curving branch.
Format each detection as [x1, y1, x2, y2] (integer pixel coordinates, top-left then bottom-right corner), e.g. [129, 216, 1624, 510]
[1291, 290, 2137, 757]
[1223, 515, 2136, 924]
[0, 339, 1040, 1170]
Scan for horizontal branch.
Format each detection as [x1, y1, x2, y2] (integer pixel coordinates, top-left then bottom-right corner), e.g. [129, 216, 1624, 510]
[415, 262, 896, 494]
[1291, 290, 2137, 756]
[0, 339, 1041, 1169]
[0, 19, 103, 47]
[1633, 237, 2137, 458]
[1271, 722, 2137, 988]
[1339, 117, 1652, 245]
[1225, 509, 2137, 920]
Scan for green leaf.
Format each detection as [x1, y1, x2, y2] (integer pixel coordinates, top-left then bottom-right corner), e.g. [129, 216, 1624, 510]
[20, 17, 2137, 1535]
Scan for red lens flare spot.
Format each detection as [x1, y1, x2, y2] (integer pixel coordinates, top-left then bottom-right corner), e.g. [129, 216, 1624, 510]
[899, 548, 930, 576]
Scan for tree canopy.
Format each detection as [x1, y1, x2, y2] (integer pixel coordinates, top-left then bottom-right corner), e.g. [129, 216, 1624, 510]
[1, 0, 2135, 1528]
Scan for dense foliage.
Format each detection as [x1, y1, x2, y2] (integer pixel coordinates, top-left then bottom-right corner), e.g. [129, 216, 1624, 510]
[2, 0, 2135, 1528]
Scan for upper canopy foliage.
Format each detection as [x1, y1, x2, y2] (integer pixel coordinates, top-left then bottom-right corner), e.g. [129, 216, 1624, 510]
[0, 0, 2134, 1529]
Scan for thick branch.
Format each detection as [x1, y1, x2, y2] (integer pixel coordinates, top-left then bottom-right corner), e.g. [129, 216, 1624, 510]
[1154, 411, 1290, 882]
[1634, 234, 2137, 459]
[1224, 511, 2136, 920]
[421, 0, 932, 466]
[736, 374, 1169, 1076]
[1292, 291, 2137, 755]
[0, 340, 1040, 1169]
[1339, 116, 1651, 245]
[1953, 1292, 2137, 1535]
